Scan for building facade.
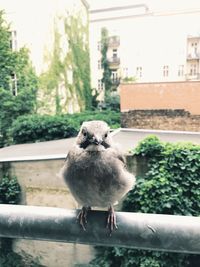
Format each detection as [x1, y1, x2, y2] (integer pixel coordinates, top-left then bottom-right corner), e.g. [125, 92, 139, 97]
[89, 2, 200, 91]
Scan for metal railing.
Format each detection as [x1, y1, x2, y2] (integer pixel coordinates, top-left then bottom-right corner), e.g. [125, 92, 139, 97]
[0, 204, 200, 254]
[187, 53, 200, 60]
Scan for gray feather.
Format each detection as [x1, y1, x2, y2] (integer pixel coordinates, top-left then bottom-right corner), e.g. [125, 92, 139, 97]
[60, 120, 135, 208]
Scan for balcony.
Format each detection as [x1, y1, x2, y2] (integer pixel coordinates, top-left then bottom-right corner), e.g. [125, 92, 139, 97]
[187, 53, 200, 60]
[111, 78, 121, 86]
[108, 36, 120, 48]
[185, 73, 200, 80]
[107, 57, 120, 70]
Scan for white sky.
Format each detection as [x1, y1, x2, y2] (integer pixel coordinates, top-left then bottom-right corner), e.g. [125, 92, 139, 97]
[87, 0, 200, 12]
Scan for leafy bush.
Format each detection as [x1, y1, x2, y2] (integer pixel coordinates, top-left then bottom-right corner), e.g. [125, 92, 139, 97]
[104, 94, 120, 111]
[0, 176, 21, 204]
[0, 251, 44, 267]
[11, 111, 120, 144]
[90, 136, 200, 267]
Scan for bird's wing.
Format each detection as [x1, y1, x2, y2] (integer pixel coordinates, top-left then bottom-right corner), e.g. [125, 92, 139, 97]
[107, 146, 126, 165]
[117, 153, 126, 164]
[60, 145, 84, 179]
[64, 144, 84, 163]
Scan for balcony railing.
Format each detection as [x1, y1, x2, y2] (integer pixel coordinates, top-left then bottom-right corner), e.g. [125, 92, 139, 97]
[187, 53, 200, 60]
[185, 73, 200, 80]
[108, 36, 120, 47]
[107, 57, 120, 69]
[111, 78, 121, 86]
[0, 204, 200, 254]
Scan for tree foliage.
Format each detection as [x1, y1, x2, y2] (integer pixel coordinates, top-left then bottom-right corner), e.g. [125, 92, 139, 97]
[0, 10, 38, 147]
[90, 136, 200, 267]
[101, 27, 112, 93]
[39, 14, 92, 113]
[0, 10, 16, 90]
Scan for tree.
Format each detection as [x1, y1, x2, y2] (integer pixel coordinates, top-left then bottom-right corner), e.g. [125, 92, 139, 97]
[0, 10, 17, 91]
[39, 14, 92, 114]
[0, 10, 38, 147]
[101, 27, 112, 94]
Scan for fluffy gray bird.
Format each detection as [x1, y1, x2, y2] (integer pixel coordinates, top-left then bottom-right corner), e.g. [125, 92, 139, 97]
[60, 120, 135, 233]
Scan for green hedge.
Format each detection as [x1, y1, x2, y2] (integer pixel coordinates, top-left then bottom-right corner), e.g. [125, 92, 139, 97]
[11, 111, 120, 144]
[90, 135, 200, 267]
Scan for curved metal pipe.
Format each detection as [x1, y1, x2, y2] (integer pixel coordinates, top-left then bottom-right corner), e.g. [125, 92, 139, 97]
[0, 204, 199, 254]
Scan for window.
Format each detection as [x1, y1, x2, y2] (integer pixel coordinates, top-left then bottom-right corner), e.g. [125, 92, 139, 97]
[98, 59, 103, 70]
[112, 49, 118, 59]
[190, 64, 197, 75]
[163, 65, 169, 77]
[111, 71, 118, 82]
[97, 41, 101, 51]
[98, 79, 104, 92]
[10, 73, 17, 96]
[136, 66, 142, 78]
[9, 30, 17, 51]
[191, 42, 198, 54]
[123, 67, 128, 78]
[178, 65, 184, 77]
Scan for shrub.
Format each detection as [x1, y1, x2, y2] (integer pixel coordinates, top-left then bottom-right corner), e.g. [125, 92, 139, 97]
[0, 251, 44, 267]
[11, 111, 120, 144]
[0, 176, 21, 204]
[90, 136, 200, 267]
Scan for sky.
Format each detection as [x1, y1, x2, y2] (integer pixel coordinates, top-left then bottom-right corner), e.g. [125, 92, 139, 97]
[87, 0, 200, 12]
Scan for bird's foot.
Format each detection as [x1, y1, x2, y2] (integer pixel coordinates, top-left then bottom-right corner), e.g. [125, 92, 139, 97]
[77, 206, 91, 231]
[106, 205, 118, 235]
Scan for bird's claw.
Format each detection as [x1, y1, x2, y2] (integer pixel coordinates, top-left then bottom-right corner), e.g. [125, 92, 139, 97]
[106, 205, 118, 235]
[77, 206, 91, 231]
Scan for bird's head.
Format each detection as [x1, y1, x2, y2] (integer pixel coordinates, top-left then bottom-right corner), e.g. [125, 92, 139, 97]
[76, 120, 112, 150]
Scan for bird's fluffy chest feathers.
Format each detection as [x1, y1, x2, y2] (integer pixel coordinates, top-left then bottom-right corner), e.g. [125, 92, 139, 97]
[64, 149, 129, 207]
[73, 150, 116, 176]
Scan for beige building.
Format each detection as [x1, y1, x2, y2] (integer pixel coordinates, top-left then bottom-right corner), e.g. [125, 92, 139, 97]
[96, 34, 121, 98]
[1, 0, 90, 114]
[89, 1, 200, 92]
[186, 36, 200, 80]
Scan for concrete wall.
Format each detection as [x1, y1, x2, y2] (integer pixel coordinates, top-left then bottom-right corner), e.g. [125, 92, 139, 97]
[0, 156, 138, 267]
[120, 81, 200, 115]
[0, 159, 94, 267]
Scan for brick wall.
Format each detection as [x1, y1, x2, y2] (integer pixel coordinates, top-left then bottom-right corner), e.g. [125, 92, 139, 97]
[121, 109, 200, 131]
[120, 81, 200, 131]
[120, 81, 200, 115]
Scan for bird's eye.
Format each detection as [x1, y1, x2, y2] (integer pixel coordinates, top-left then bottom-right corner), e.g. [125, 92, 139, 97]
[82, 127, 87, 137]
[83, 131, 87, 137]
[104, 133, 108, 138]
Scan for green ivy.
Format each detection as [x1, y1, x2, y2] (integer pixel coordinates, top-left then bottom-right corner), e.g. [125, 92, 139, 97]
[40, 13, 92, 113]
[101, 27, 112, 93]
[90, 135, 200, 267]
[0, 176, 21, 204]
[0, 251, 44, 267]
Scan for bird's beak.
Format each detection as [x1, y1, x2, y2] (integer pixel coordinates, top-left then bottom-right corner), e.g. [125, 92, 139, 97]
[92, 135, 102, 145]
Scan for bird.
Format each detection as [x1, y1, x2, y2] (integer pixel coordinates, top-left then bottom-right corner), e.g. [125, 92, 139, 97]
[60, 120, 135, 233]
